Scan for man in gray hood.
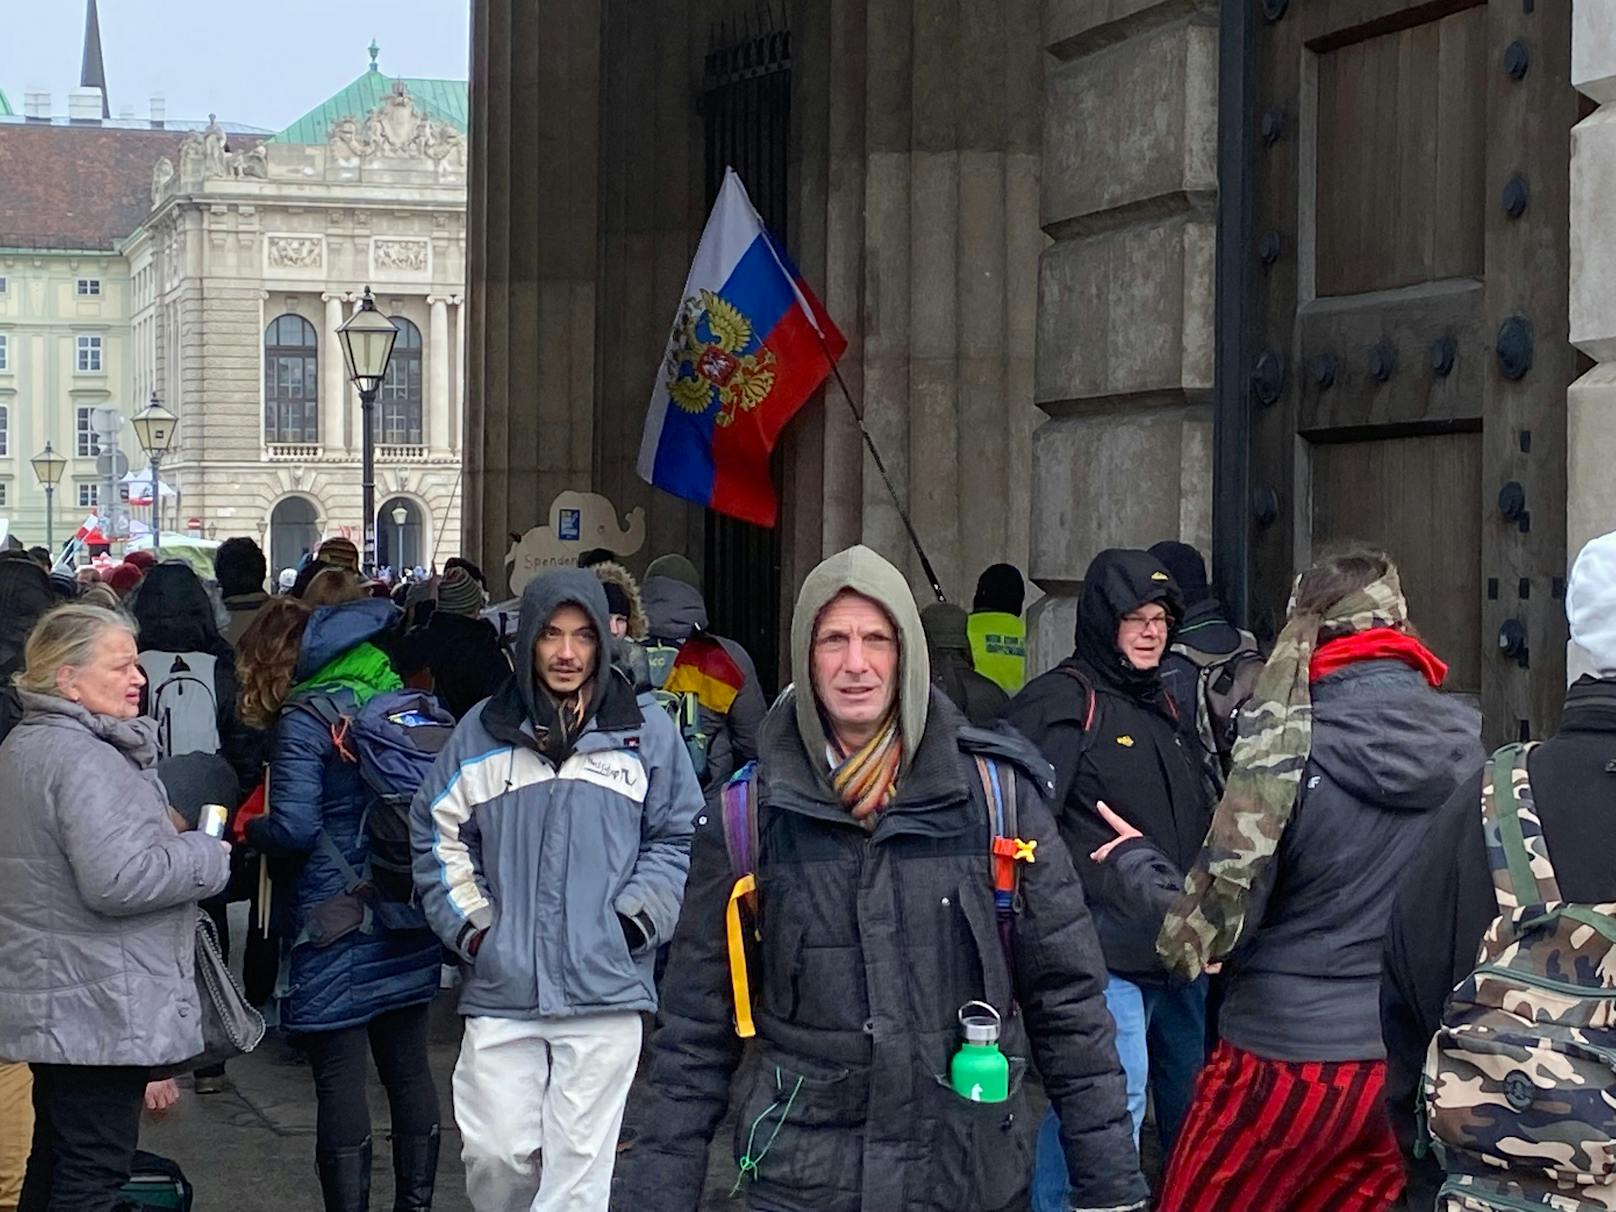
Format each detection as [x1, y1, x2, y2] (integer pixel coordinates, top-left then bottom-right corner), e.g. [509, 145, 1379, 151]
[411, 568, 704, 1212]
[639, 553, 767, 791]
[617, 545, 1146, 1212]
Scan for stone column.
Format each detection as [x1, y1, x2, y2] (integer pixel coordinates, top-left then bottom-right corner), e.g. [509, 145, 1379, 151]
[1027, 1, 1219, 670]
[320, 293, 346, 455]
[1571, 8, 1616, 577]
[452, 294, 465, 453]
[428, 295, 450, 453]
[465, 0, 601, 579]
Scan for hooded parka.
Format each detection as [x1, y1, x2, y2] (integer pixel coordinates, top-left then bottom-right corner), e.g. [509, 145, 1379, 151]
[617, 546, 1146, 1212]
[1001, 549, 1210, 981]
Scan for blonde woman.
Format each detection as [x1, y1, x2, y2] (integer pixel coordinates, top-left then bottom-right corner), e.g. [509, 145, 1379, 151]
[0, 604, 230, 1209]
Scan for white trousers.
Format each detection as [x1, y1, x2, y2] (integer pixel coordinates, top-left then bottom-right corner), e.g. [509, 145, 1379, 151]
[453, 1011, 643, 1212]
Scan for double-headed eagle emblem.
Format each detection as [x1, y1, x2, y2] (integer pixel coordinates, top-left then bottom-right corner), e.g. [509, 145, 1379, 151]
[665, 290, 777, 427]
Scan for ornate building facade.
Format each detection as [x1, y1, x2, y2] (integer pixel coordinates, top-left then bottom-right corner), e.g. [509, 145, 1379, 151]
[128, 70, 468, 575]
[0, 52, 467, 575]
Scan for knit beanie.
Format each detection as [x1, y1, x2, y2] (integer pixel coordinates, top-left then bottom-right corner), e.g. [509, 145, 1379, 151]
[601, 580, 632, 620]
[123, 550, 158, 573]
[1148, 540, 1211, 608]
[319, 537, 361, 571]
[646, 553, 702, 593]
[972, 563, 1025, 616]
[1568, 531, 1616, 679]
[436, 566, 486, 617]
[107, 563, 145, 597]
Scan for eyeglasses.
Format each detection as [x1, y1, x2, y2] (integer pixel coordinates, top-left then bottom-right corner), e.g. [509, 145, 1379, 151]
[1119, 611, 1170, 634]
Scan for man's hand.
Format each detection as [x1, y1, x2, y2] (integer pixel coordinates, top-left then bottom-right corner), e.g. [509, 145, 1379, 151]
[143, 1078, 180, 1118]
[1088, 800, 1142, 864]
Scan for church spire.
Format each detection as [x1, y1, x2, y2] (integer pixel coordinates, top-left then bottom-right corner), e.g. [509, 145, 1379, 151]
[80, 0, 110, 119]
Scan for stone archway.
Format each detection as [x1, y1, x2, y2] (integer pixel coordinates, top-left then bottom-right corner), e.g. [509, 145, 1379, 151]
[269, 495, 319, 579]
[377, 496, 425, 573]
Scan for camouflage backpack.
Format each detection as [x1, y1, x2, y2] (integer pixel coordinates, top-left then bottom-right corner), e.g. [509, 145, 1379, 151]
[1421, 743, 1616, 1211]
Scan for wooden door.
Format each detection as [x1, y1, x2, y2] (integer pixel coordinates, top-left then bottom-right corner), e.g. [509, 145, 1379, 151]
[1245, 0, 1575, 741]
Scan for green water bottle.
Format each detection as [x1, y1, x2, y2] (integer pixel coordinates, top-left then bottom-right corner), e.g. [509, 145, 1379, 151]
[950, 1001, 1009, 1103]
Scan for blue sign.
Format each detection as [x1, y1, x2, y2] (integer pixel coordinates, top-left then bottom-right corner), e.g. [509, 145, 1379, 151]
[558, 509, 581, 542]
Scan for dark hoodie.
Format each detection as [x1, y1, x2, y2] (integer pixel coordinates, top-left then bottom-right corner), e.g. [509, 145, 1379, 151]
[0, 560, 57, 744]
[131, 562, 262, 791]
[1001, 548, 1209, 980]
[485, 568, 632, 766]
[640, 573, 767, 789]
[920, 601, 1008, 726]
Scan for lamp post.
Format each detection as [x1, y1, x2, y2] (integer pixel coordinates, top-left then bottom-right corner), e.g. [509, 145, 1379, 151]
[337, 287, 398, 573]
[391, 503, 408, 573]
[30, 441, 66, 555]
[131, 391, 177, 556]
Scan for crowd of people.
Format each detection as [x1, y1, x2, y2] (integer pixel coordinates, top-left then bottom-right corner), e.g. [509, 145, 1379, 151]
[1, 523, 1614, 1212]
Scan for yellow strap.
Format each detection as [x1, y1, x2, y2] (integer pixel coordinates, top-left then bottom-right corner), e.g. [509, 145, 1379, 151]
[727, 875, 758, 1039]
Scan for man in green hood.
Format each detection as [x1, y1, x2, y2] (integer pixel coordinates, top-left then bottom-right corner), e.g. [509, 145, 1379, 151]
[616, 545, 1146, 1212]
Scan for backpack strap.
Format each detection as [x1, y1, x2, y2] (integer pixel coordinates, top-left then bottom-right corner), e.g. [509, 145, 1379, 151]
[1482, 741, 1559, 912]
[721, 762, 761, 1039]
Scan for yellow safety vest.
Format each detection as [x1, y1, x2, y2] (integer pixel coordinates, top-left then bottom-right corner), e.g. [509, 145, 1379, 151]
[968, 611, 1027, 695]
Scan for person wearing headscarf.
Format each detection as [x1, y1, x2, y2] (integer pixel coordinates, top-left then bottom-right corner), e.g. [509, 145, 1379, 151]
[1128, 548, 1480, 1212]
[616, 545, 1146, 1212]
[1001, 548, 1211, 1208]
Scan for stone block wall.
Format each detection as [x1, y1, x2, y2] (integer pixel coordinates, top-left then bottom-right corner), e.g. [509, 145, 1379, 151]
[1029, 0, 1217, 673]
[1570, 3, 1616, 563]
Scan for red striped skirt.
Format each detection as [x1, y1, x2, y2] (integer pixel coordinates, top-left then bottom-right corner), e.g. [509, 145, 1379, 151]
[1156, 1042, 1405, 1212]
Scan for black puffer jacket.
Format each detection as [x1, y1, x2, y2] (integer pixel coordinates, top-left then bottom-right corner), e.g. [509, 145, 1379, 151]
[617, 694, 1144, 1212]
[1001, 549, 1208, 981]
[1383, 677, 1616, 1209]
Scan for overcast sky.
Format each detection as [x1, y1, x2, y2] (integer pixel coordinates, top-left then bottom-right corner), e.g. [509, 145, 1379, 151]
[1, 1, 471, 131]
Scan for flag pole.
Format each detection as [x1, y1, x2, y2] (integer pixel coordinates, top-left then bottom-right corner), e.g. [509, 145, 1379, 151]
[815, 338, 946, 604]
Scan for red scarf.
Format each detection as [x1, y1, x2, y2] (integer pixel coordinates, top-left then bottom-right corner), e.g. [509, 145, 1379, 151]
[1309, 627, 1447, 687]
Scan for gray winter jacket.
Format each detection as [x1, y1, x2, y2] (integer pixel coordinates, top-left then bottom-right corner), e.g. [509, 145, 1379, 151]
[0, 693, 230, 1066]
[411, 569, 705, 1019]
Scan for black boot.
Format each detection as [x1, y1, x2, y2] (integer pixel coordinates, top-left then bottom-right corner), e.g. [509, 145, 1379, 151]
[390, 1126, 440, 1211]
[316, 1137, 373, 1212]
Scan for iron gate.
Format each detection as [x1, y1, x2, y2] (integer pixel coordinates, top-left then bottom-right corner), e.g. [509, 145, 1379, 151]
[700, 8, 791, 693]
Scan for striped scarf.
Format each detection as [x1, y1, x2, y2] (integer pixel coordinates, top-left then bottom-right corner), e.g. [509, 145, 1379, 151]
[831, 707, 902, 827]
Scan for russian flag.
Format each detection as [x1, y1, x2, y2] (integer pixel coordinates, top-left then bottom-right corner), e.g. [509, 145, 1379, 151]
[637, 168, 846, 527]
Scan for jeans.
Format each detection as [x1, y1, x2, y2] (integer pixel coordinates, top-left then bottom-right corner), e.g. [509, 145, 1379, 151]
[1031, 974, 1209, 1212]
[18, 1064, 148, 1212]
[0, 1062, 32, 1211]
[299, 1003, 440, 1153]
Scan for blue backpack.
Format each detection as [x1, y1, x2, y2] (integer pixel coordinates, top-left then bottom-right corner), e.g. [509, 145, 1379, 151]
[287, 688, 456, 899]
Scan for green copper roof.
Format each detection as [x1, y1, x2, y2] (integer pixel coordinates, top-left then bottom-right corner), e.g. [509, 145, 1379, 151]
[267, 66, 467, 146]
[0, 88, 12, 117]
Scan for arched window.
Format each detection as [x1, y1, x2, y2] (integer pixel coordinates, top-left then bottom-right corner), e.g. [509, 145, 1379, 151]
[380, 317, 422, 446]
[269, 495, 319, 578]
[377, 496, 424, 572]
[264, 315, 319, 445]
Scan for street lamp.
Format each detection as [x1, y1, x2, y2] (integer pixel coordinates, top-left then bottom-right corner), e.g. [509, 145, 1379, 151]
[29, 441, 66, 556]
[391, 503, 408, 573]
[337, 287, 398, 573]
[131, 391, 177, 555]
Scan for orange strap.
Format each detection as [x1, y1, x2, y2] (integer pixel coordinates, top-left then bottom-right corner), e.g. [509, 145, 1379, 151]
[726, 875, 758, 1039]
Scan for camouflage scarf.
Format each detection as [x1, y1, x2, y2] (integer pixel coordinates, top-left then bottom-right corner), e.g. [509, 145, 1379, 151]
[1155, 568, 1409, 980]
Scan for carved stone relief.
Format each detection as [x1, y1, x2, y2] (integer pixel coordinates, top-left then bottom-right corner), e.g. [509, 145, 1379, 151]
[267, 236, 324, 270]
[371, 238, 429, 273]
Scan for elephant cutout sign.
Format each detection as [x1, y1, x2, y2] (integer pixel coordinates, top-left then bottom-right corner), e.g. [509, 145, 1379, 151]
[505, 491, 646, 597]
